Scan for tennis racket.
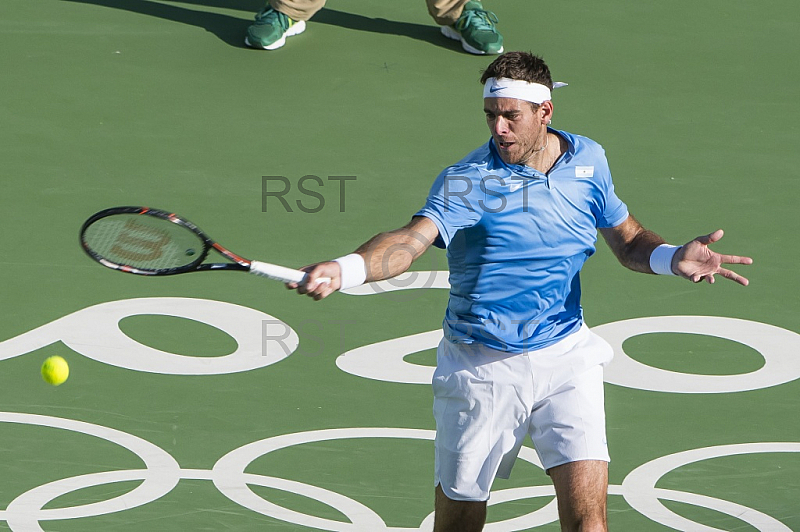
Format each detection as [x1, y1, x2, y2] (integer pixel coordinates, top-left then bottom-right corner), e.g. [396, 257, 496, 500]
[80, 206, 327, 285]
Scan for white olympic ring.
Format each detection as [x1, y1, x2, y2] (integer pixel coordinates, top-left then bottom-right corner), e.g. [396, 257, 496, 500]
[595, 316, 800, 393]
[0, 297, 297, 375]
[334, 318, 800, 393]
[0, 412, 181, 531]
[212, 427, 551, 531]
[336, 330, 442, 384]
[1, 413, 795, 531]
[338, 277, 800, 393]
[622, 442, 800, 531]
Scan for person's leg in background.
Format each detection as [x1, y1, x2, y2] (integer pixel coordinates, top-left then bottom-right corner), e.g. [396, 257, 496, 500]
[427, 0, 504, 55]
[245, 0, 324, 50]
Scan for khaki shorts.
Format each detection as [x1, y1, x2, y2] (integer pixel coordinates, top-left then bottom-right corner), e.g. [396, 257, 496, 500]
[433, 324, 614, 501]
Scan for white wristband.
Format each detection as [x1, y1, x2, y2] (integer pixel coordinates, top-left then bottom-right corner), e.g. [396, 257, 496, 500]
[650, 244, 680, 276]
[333, 253, 367, 290]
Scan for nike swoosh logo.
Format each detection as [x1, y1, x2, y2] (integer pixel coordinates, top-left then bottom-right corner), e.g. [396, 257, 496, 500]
[489, 86, 503, 93]
[509, 183, 522, 192]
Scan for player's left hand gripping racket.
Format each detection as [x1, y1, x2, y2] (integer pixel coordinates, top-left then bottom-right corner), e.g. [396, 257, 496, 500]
[80, 206, 327, 285]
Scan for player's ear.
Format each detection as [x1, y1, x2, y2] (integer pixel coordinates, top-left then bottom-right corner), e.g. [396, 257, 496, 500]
[540, 101, 554, 125]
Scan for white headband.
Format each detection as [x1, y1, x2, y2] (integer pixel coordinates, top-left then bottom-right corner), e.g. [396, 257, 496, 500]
[483, 77, 568, 104]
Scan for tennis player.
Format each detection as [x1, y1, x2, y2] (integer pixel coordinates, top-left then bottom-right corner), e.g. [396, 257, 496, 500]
[289, 51, 752, 531]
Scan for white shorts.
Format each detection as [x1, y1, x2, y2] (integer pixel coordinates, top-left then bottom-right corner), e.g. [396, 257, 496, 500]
[432, 324, 614, 502]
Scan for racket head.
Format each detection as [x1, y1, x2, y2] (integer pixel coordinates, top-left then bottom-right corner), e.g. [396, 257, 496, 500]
[80, 206, 217, 276]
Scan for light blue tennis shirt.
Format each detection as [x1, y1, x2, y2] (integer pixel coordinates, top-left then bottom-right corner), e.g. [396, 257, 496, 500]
[415, 129, 629, 353]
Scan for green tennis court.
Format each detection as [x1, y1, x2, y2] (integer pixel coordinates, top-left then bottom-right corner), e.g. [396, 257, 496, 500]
[1, 0, 798, 529]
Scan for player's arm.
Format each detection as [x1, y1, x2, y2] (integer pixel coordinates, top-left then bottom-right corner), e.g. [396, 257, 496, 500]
[290, 215, 440, 300]
[598, 215, 664, 274]
[356, 215, 439, 282]
[599, 214, 752, 285]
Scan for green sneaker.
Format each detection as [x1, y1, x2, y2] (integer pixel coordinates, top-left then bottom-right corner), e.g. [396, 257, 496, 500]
[441, 1, 504, 55]
[245, 6, 306, 50]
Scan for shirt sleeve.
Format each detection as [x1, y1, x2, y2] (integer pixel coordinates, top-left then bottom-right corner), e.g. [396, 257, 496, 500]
[414, 167, 484, 248]
[594, 149, 629, 228]
[599, 182, 629, 228]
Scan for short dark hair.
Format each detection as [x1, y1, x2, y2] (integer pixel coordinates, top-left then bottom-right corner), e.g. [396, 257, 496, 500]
[480, 52, 553, 89]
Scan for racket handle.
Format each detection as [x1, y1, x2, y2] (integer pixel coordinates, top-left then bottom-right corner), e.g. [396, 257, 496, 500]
[249, 260, 331, 286]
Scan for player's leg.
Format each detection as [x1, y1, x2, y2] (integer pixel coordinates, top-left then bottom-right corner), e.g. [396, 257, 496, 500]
[548, 460, 608, 532]
[433, 484, 486, 532]
[432, 339, 534, 531]
[526, 326, 614, 531]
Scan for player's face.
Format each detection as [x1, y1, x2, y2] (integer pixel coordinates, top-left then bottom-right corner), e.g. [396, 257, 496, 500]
[484, 98, 549, 167]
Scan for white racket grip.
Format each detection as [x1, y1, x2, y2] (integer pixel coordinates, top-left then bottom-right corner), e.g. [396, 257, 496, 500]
[249, 261, 330, 286]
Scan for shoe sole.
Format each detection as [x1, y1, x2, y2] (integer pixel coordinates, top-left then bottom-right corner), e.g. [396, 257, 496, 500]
[440, 24, 503, 55]
[245, 20, 306, 50]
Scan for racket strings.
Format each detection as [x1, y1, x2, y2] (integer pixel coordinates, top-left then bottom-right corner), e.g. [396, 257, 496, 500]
[84, 215, 204, 271]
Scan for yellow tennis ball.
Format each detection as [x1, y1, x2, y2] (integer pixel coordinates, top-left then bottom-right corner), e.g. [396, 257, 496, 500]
[41, 356, 69, 386]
